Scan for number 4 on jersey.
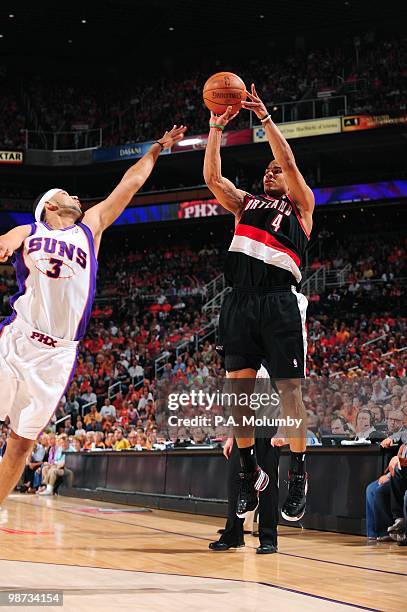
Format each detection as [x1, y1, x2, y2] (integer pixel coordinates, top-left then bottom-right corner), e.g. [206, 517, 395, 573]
[271, 213, 283, 233]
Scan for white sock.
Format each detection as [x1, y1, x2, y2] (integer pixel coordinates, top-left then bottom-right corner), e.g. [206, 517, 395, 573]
[46, 484, 53, 493]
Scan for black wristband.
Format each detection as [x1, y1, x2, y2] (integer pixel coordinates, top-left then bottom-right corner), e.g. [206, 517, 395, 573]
[154, 140, 165, 150]
[260, 112, 270, 121]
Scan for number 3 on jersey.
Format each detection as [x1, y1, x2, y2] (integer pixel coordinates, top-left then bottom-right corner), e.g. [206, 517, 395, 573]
[271, 213, 283, 233]
[46, 257, 63, 278]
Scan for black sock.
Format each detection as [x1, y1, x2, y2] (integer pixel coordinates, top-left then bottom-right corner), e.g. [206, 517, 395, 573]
[290, 451, 306, 475]
[239, 445, 258, 473]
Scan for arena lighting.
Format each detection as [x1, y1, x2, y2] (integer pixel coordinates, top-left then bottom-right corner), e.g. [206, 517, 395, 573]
[0, 34, 3, 38]
[81, 19, 87, 23]
[9, 14, 14, 18]
[169, 26, 174, 31]
[176, 138, 202, 146]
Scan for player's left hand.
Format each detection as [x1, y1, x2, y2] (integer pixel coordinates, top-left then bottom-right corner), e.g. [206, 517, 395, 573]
[157, 125, 187, 149]
[241, 83, 269, 120]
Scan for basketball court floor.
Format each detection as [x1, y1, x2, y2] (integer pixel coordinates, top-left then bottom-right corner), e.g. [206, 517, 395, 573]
[0, 494, 405, 611]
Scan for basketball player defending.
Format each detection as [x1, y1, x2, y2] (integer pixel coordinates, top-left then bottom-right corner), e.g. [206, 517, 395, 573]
[204, 84, 314, 521]
[0, 125, 186, 505]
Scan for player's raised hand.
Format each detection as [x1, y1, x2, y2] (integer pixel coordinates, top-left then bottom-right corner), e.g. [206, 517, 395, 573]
[241, 83, 269, 120]
[0, 240, 13, 262]
[157, 125, 187, 149]
[209, 106, 239, 129]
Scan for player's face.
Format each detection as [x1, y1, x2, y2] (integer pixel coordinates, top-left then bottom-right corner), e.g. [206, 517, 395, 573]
[263, 162, 288, 197]
[52, 191, 82, 220]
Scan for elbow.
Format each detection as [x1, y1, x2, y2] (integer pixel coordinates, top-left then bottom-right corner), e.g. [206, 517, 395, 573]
[203, 173, 220, 189]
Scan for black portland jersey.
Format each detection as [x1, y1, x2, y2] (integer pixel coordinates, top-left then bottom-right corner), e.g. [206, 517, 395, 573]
[224, 192, 310, 289]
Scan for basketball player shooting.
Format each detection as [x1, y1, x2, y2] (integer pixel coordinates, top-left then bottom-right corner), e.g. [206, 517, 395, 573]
[0, 125, 186, 505]
[204, 84, 314, 521]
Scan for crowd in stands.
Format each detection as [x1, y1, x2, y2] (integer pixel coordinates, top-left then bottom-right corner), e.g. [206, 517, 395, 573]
[1, 33, 406, 150]
[0, 84, 27, 149]
[346, 35, 407, 115]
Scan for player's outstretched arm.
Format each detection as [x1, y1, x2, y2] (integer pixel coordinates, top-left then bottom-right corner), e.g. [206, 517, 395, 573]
[204, 108, 246, 219]
[84, 125, 186, 237]
[242, 84, 315, 220]
[0, 225, 32, 262]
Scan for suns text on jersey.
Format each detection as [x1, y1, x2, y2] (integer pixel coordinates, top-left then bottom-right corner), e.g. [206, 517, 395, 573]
[27, 237, 87, 268]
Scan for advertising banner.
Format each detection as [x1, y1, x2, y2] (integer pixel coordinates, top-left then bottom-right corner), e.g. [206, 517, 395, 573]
[92, 141, 170, 163]
[342, 113, 407, 132]
[0, 150, 23, 164]
[314, 180, 407, 205]
[112, 199, 230, 226]
[253, 117, 341, 142]
[1, 181, 406, 230]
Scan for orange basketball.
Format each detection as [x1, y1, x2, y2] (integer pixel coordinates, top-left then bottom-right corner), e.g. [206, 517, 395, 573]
[203, 72, 246, 115]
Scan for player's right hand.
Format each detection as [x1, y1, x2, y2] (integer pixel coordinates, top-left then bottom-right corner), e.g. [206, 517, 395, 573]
[0, 242, 13, 262]
[209, 106, 239, 129]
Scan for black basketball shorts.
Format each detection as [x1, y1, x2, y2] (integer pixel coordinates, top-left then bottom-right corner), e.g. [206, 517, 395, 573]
[218, 287, 308, 379]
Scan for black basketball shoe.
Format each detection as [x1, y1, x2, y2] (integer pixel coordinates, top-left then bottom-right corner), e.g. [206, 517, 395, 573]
[236, 468, 269, 519]
[281, 472, 308, 521]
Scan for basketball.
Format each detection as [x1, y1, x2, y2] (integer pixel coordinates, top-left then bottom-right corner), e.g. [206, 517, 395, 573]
[203, 72, 247, 115]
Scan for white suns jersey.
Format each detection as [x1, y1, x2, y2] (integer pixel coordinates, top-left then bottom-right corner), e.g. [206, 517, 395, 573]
[7, 221, 98, 341]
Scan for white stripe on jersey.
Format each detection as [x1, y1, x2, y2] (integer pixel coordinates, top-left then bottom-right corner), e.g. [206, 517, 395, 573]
[11, 222, 97, 341]
[229, 234, 302, 283]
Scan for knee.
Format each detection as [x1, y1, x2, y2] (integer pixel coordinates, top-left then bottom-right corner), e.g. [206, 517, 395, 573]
[366, 481, 376, 498]
[277, 380, 302, 402]
[8, 432, 35, 456]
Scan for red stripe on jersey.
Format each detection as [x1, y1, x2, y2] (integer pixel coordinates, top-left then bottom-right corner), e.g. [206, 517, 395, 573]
[285, 193, 311, 239]
[235, 224, 301, 267]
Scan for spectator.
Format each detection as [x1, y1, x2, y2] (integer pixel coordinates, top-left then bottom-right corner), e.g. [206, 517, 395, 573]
[100, 398, 116, 420]
[113, 428, 131, 451]
[365, 449, 402, 540]
[38, 435, 70, 496]
[81, 386, 97, 411]
[75, 419, 86, 437]
[84, 404, 102, 426]
[355, 410, 376, 439]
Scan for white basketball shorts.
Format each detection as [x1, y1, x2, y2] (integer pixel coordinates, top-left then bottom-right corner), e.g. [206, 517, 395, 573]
[0, 316, 78, 440]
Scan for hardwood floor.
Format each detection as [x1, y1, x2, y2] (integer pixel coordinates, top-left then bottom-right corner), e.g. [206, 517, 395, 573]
[0, 494, 405, 611]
